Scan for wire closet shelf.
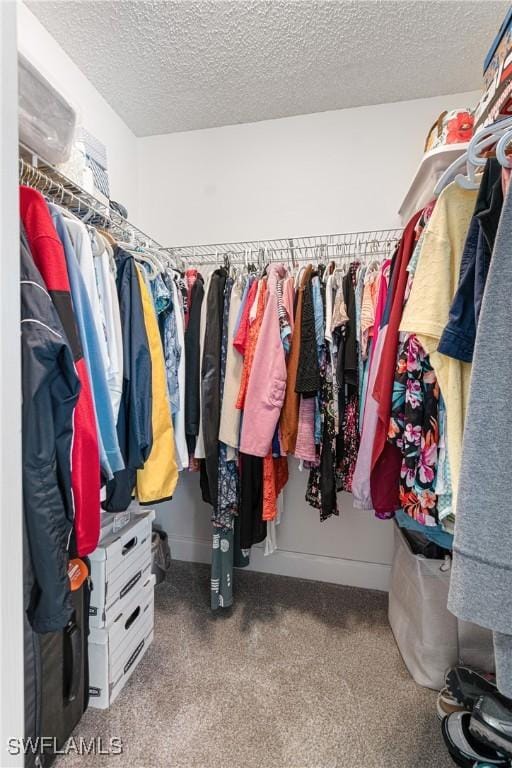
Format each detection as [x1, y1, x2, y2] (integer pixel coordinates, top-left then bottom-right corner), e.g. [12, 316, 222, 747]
[165, 228, 404, 268]
[18, 145, 177, 263]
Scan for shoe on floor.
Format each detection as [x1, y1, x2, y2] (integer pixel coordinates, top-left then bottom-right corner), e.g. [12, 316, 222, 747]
[437, 687, 468, 721]
[446, 666, 499, 711]
[441, 711, 510, 767]
[470, 694, 512, 759]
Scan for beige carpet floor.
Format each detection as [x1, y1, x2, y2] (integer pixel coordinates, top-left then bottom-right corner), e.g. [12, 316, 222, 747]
[56, 560, 452, 768]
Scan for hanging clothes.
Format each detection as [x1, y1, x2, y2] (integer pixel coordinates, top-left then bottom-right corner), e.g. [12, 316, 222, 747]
[236, 279, 266, 410]
[280, 265, 313, 454]
[354, 265, 367, 429]
[195, 272, 214, 465]
[211, 278, 239, 610]
[400, 183, 478, 507]
[438, 158, 503, 364]
[21, 225, 79, 632]
[104, 248, 152, 513]
[91, 231, 124, 420]
[158, 272, 180, 417]
[370, 209, 423, 518]
[218, 278, 244, 451]
[240, 264, 288, 457]
[64, 218, 111, 377]
[135, 265, 178, 504]
[237, 278, 268, 549]
[295, 396, 317, 463]
[337, 262, 360, 493]
[360, 266, 379, 361]
[346, 257, 392, 510]
[278, 275, 294, 353]
[387, 333, 440, 525]
[201, 269, 227, 508]
[233, 277, 257, 355]
[151, 271, 184, 479]
[20, 186, 101, 557]
[448, 180, 512, 698]
[50, 205, 124, 481]
[239, 453, 265, 549]
[306, 341, 339, 520]
[262, 454, 288, 522]
[184, 273, 204, 456]
[184, 267, 199, 329]
[295, 276, 320, 396]
[168, 275, 189, 470]
[305, 266, 339, 521]
[214, 280, 239, 530]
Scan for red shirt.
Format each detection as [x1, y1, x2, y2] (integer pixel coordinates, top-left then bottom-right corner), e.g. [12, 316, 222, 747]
[370, 209, 423, 517]
[20, 187, 100, 556]
[233, 279, 258, 356]
[185, 268, 198, 329]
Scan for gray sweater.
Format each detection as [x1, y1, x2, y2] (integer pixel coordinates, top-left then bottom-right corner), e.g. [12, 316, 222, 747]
[448, 180, 512, 695]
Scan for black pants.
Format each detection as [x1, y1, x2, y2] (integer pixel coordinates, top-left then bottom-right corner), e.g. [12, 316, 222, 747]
[239, 453, 266, 549]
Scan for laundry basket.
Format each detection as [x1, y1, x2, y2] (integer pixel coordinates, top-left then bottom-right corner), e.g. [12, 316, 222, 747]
[388, 524, 494, 690]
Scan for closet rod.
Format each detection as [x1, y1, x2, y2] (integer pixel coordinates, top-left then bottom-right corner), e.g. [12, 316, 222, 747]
[18, 147, 178, 264]
[164, 228, 403, 265]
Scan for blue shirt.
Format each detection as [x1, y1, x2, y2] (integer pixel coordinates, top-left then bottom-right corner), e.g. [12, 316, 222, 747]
[49, 206, 124, 479]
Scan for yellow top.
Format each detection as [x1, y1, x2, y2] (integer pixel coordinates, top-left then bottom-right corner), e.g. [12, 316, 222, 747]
[135, 266, 178, 503]
[400, 181, 478, 507]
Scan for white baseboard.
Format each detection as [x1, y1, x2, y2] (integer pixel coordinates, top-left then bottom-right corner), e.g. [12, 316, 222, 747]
[168, 534, 391, 592]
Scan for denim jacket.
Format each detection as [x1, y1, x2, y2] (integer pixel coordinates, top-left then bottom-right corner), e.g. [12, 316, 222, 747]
[439, 159, 503, 363]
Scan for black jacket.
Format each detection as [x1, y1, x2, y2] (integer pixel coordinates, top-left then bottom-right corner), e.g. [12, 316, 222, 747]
[185, 275, 204, 454]
[21, 227, 80, 632]
[337, 267, 358, 391]
[104, 248, 153, 512]
[201, 269, 226, 510]
[296, 276, 320, 396]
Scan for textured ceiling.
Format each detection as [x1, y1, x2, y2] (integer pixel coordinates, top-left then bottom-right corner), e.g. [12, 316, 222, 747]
[28, 0, 509, 137]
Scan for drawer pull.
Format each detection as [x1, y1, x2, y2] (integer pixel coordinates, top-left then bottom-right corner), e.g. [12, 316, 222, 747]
[122, 536, 137, 555]
[124, 605, 141, 630]
[124, 639, 144, 674]
[120, 570, 142, 599]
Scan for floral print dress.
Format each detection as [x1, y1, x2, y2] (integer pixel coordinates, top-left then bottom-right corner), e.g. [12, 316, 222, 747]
[306, 342, 342, 520]
[387, 333, 439, 526]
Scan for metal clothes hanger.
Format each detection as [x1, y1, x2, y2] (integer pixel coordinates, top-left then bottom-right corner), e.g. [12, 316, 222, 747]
[131, 250, 160, 280]
[144, 244, 166, 273]
[117, 237, 163, 280]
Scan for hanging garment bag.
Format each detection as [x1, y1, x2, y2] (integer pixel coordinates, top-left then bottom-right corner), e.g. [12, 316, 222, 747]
[24, 547, 90, 767]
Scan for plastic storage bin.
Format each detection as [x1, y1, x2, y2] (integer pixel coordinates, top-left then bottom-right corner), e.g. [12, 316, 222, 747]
[18, 53, 76, 164]
[89, 511, 154, 629]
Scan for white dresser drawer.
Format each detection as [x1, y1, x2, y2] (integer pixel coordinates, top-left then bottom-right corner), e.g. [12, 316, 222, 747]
[89, 573, 155, 709]
[89, 510, 154, 628]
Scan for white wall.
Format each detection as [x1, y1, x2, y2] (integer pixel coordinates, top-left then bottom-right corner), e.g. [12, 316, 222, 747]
[136, 90, 480, 590]
[1, 2, 23, 764]
[136, 91, 480, 246]
[17, 2, 140, 224]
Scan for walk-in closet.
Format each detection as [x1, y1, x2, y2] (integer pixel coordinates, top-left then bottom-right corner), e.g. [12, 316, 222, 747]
[3, 2, 512, 766]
